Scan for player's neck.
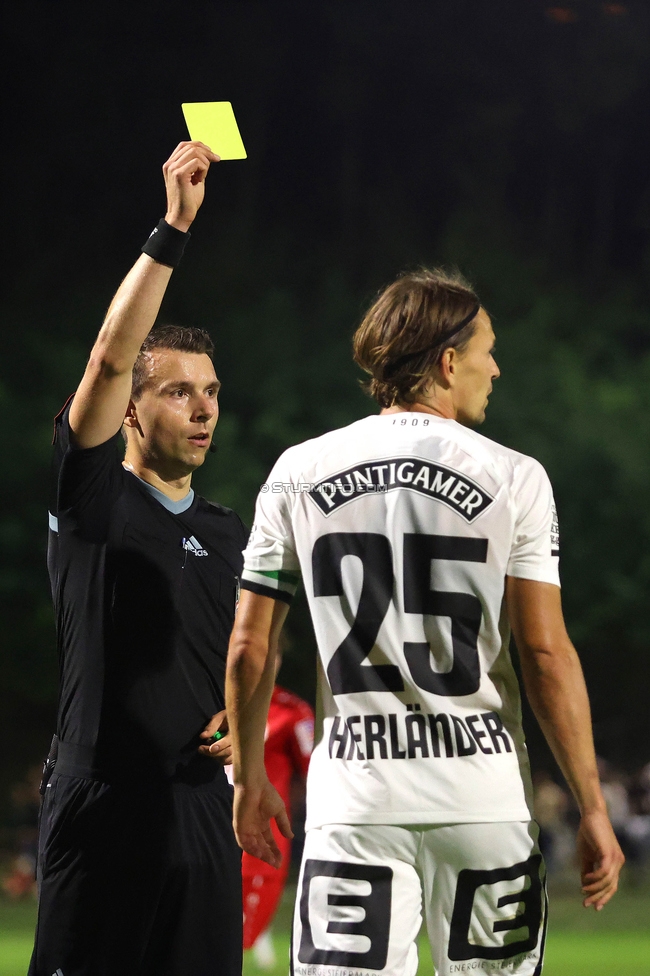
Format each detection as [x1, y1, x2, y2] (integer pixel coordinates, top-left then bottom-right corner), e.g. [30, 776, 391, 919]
[380, 397, 455, 420]
[122, 459, 193, 501]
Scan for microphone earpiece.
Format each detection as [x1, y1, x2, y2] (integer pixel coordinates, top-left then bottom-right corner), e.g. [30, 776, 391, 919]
[208, 442, 217, 455]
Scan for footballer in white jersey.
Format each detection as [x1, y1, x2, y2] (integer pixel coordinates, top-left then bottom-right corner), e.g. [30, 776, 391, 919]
[243, 411, 558, 832]
[227, 269, 623, 976]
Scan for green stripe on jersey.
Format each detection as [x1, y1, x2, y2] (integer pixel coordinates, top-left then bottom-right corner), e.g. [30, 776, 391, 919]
[242, 568, 300, 597]
[256, 569, 301, 585]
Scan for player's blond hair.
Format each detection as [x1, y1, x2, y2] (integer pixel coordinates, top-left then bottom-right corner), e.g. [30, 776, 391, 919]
[353, 268, 480, 408]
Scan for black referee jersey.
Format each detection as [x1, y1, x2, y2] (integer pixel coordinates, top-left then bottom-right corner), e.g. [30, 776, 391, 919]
[29, 401, 247, 976]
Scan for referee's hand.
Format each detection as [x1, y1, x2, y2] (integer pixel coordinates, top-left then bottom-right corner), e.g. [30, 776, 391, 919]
[198, 710, 232, 765]
[163, 140, 220, 233]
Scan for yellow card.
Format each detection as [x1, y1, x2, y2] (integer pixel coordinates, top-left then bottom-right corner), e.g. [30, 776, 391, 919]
[181, 102, 247, 160]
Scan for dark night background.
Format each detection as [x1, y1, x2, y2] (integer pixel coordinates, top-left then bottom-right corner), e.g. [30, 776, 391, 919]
[2, 0, 650, 822]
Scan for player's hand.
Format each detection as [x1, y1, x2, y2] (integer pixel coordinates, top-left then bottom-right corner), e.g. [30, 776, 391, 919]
[577, 808, 625, 910]
[163, 141, 220, 233]
[233, 779, 293, 868]
[198, 710, 232, 765]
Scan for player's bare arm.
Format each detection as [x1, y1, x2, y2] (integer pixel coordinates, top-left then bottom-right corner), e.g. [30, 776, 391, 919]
[69, 141, 219, 449]
[506, 577, 624, 910]
[226, 590, 293, 868]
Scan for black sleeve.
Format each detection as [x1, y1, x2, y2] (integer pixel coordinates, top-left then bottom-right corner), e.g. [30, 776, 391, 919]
[205, 501, 249, 558]
[51, 398, 125, 542]
[236, 515, 249, 551]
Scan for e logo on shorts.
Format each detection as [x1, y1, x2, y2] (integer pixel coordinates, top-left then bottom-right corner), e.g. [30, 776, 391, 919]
[449, 854, 543, 961]
[298, 859, 392, 970]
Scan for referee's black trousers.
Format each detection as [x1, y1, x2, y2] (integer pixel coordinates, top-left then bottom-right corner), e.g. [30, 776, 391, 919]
[29, 760, 243, 976]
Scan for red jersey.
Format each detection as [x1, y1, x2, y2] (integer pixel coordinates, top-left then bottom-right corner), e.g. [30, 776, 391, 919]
[264, 685, 313, 806]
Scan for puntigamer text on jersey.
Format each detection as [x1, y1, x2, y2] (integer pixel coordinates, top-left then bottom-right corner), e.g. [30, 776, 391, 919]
[308, 456, 494, 522]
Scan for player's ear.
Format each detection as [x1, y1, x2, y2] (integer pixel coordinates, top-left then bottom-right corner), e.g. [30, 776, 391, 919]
[438, 347, 456, 387]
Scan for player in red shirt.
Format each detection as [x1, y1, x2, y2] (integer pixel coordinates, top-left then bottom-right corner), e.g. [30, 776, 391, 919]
[242, 678, 314, 962]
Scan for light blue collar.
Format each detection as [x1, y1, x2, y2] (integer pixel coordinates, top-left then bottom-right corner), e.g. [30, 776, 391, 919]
[131, 472, 195, 515]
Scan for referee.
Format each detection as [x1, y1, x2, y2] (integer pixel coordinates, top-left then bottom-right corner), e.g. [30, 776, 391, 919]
[29, 143, 247, 976]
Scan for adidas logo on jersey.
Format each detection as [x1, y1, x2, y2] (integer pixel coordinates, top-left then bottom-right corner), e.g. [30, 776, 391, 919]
[52, 969, 64, 976]
[182, 536, 209, 557]
[309, 456, 494, 522]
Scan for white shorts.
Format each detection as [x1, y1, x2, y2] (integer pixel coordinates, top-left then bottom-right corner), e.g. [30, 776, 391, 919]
[292, 821, 547, 976]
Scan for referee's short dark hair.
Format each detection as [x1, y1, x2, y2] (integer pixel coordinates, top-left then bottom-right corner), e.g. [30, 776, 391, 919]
[131, 326, 215, 400]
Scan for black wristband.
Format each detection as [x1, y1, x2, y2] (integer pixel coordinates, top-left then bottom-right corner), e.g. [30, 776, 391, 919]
[141, 219, 190, 268]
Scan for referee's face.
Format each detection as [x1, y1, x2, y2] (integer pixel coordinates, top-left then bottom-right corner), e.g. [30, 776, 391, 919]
[129, 350, 220, 475]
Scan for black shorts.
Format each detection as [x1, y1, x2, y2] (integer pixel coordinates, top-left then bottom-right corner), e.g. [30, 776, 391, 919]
[29, 770, 242, 976]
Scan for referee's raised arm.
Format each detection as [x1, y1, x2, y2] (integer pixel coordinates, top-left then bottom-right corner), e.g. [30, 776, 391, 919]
[69, 141, 219, 449]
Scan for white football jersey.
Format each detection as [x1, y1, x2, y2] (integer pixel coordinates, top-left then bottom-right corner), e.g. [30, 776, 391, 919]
[242, 413, 560, 830]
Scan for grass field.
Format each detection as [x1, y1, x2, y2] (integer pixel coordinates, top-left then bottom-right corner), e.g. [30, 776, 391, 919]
[1, 885, 649, 975]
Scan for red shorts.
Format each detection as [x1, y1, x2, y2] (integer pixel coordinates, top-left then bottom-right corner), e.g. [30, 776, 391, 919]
[242, 823, 291, 949]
